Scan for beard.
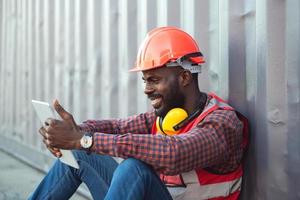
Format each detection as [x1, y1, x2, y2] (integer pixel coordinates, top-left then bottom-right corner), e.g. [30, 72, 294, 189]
[154, 81, 185, 118]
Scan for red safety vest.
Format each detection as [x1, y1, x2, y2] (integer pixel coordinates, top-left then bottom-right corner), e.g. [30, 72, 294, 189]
[151, 93, 249, 200]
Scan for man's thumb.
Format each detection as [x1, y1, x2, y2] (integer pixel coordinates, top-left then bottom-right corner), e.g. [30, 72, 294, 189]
[53, 99, 71, 120]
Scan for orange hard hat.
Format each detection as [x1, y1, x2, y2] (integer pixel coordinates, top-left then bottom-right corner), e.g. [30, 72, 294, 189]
[130, 26, 205, 72]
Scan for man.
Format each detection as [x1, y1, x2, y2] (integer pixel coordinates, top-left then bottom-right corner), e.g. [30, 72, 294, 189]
[29, 27, 248, 200]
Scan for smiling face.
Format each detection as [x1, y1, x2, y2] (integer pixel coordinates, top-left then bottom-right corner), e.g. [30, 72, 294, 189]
[142, 67, 186, 117]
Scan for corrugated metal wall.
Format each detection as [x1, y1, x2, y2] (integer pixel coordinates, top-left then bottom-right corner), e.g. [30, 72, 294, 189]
[0, 0, 299, 199]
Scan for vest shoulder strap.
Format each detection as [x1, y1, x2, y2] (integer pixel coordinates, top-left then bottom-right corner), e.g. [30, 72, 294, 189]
[192, 93, 234, 126]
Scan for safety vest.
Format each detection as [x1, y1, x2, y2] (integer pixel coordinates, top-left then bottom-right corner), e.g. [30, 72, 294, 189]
[151, 93, 249, 200]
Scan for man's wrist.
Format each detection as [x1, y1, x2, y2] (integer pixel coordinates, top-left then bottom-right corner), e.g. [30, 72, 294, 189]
[79, 132, 94, 153]
[75, 137, 83, 150]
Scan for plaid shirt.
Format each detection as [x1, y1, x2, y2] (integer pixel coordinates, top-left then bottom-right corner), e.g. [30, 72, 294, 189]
[79, 97, 244, 175]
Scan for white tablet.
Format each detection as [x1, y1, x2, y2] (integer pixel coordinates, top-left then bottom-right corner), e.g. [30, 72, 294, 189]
[32, 100, 79, 169]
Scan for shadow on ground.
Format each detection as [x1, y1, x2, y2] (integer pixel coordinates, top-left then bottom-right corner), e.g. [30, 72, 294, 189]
[0, 149, 88, 200]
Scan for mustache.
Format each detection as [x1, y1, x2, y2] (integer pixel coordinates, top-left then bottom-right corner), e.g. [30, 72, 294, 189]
[147, 94, 162, 100]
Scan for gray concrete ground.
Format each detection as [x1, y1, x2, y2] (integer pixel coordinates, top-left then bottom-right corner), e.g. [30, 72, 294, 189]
[0, 149, 89, 200]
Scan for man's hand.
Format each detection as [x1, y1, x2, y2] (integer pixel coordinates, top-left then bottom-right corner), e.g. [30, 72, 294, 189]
[39, 100, 83, 153]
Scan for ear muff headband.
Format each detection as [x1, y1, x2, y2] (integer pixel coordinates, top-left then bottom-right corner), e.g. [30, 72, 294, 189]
[158, 117, 165, 134]
[173, 107, 203, 131]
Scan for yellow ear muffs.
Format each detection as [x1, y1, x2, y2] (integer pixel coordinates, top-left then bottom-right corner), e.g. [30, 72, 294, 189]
[156, 108, 188, 136]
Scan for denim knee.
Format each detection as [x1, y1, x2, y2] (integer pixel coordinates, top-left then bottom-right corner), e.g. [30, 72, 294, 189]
[116, 158, 153, 176]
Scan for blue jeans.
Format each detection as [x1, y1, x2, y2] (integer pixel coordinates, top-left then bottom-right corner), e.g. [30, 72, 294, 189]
[28, 150, 173, 200]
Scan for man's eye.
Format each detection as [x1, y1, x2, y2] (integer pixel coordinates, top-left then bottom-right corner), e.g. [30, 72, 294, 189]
[151, 79, 160, 83]
[143, 78, 160, 84]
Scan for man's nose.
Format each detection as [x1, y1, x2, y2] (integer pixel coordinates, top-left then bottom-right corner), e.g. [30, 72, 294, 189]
[144, 83, 154, 95]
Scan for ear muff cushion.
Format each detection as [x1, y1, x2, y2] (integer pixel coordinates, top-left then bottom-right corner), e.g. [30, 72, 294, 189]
[161, 108, 188, 135]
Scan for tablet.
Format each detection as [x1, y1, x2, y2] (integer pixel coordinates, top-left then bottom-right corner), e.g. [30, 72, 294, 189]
[32, 100, 79, 169]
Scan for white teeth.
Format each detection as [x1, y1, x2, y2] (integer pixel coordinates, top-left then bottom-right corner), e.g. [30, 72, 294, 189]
[151, 97, 162, 108]
[151, 98, 160, 104]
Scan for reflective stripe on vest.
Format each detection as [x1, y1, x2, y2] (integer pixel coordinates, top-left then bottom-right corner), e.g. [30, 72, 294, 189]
[180, 171, 242, 200]
[152, 93, 247, 200]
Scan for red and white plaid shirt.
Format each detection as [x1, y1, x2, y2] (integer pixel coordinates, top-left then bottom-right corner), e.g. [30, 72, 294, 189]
[79, 96, 243, 175]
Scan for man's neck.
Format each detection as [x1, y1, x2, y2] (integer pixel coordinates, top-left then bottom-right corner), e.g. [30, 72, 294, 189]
[184, 91, 207, 115]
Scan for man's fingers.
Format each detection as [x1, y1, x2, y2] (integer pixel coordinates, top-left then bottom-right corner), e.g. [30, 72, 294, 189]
[42, 137, 51, 146]
[51, 147, 62, 157]
[53, 99, 78, 130]
[44, 118, 62, 128]
[42, 139, 62, 157]
[48, 146, 62, 157]
[39, 127, 47, 138]
[53, 99, 73, 122]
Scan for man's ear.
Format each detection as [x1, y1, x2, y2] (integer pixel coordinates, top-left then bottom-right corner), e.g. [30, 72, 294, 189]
[179, 70, 193, 87]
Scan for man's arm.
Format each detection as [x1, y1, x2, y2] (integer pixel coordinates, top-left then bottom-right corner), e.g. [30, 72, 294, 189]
[40, 101, 156, 153]
[79, 111, 156, 135]
[90, 110, 244, 175]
